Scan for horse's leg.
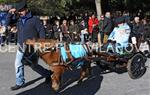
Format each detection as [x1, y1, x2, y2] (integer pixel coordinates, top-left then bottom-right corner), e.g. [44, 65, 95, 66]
[51, 73, 61, 91]
[78, 67, 86, 83]
[50, 65, 66, 91]
[78, 61, 91, 83]
[85, 62, 92, 76]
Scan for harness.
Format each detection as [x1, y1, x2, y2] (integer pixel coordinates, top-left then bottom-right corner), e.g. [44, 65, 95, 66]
[25, 39, 91, 69]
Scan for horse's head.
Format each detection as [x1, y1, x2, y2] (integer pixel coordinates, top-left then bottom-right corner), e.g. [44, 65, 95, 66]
[25, 39, 36, 46]
[25, 39, 59, 53]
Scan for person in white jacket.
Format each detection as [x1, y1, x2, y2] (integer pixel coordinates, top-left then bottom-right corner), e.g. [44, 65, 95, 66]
[108, 17, 131, 54]
[108, 17, 131, 48]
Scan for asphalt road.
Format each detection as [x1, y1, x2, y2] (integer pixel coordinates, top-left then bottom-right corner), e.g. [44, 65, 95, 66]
[0, 45, 149, 95]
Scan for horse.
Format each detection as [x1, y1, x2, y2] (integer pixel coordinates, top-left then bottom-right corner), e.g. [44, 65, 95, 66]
[25, 39, 92, 91]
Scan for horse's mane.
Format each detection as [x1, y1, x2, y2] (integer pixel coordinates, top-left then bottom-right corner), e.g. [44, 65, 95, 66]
[25, 39, 59, 48]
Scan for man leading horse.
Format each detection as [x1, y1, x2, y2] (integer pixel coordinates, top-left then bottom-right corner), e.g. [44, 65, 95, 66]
[7, 0, 52, 90]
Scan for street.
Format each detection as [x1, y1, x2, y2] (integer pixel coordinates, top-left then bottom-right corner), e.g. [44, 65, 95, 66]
[0, 46, 149, 95]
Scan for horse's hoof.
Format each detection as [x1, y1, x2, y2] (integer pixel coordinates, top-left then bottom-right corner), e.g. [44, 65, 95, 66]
[52, 83, 60, 91]
[53, 87, 59, 92]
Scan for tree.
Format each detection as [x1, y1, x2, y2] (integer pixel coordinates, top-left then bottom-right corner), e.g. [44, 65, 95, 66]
[1, 0, 150, 16]
[95, 0, 102, 20]
[0, 0, 6, 3]
[27, 0, 80, 15]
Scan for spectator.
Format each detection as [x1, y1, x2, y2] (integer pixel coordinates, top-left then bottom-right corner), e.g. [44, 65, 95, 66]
[43, 20, 53, 39]
[131, 16, 144, 47]
[108, 17, 131, 54]
[136, 9, 144, 20]
[52, 20, 61, 40]
[123, 10, 130, 24]
[88, 13, 99, 42]
[83, 12, 89, 28]
[79, 20, 87, 31]
[0, 23, 6, 46]
[103, 12, 113, 43]
[61, 19, 69, 41]
[7, 25, 17, 45]
[142, 18, 150, 41]
[68, 20, 80, 42]
[98, 15, 104, 44]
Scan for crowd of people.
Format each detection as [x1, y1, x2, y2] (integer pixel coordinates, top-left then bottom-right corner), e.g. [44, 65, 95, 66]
[0, 9, 150, 47]
[39, 11, 150, 46]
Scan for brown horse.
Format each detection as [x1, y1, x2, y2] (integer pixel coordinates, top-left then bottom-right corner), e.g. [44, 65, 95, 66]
[25, 39, 91, 91]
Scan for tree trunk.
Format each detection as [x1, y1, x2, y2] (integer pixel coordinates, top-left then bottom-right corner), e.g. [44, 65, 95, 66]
[95, 0, 102, 46]
[95, 0, 102, 20]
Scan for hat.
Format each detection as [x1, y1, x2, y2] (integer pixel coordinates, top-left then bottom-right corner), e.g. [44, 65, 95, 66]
[115, 17, 125, 24]
[16, 0, 27, 11]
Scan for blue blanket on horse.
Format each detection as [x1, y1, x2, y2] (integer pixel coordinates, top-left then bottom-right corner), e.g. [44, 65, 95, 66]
[60, 44, 87, 67]
[69, 44, 87, 58]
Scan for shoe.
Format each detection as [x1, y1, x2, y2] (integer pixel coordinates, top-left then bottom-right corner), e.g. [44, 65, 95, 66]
[1, 44, 5, 47]
[10, 84, 24, 91]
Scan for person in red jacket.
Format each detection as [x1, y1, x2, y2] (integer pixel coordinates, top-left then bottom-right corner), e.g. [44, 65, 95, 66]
[88, 13, 99, 42]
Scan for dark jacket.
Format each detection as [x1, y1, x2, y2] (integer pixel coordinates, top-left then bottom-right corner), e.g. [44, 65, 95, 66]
[131, 23, 144, 37]
[52, 25, 61, 39]
[68, 24, 79, 33]
[7, 12, 45, 49]
[143, 23, 150, 39]
[103, 17, 113, 35]
[98, 20, 104, 32]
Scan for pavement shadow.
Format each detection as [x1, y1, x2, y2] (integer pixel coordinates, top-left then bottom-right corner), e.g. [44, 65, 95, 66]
[16, 66, 103, 95]
[22, 77, 44, 88]
[60, 75, 103, 95]
[16, 82, 54, 95]
[96, 63, 127, 75]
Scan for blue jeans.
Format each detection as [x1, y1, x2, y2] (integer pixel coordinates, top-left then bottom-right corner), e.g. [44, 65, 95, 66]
[15, 50, 51, 86]
[15, 50, 25, 85]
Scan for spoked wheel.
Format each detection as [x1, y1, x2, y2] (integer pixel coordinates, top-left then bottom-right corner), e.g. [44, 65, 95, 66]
[127, 53, 147, 79]
[143, 50, 150, 58]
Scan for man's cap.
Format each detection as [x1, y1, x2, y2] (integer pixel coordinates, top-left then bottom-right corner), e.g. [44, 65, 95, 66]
[16, 0, 27, 11]
[115, 17, 125, 24]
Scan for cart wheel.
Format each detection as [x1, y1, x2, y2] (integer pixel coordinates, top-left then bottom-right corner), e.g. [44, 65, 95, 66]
[127, 53, 147, 79]
[143, 50, 150, 58]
